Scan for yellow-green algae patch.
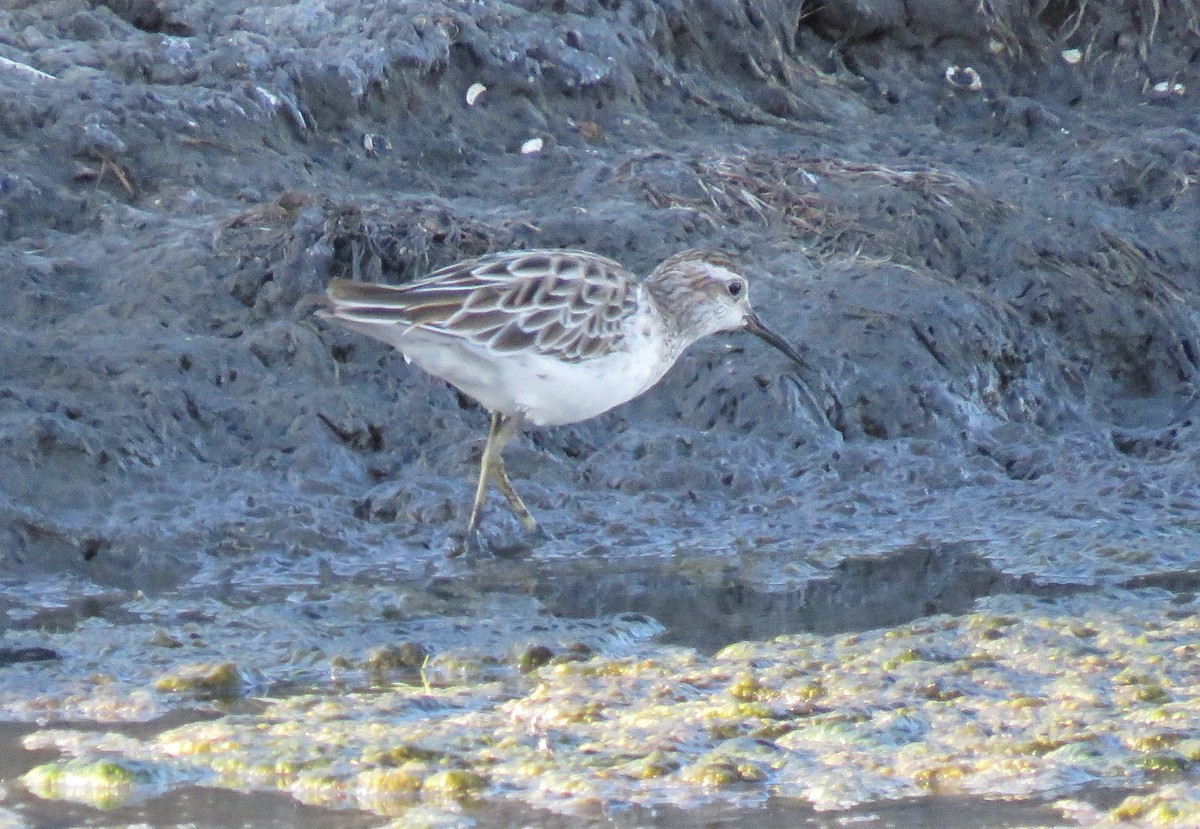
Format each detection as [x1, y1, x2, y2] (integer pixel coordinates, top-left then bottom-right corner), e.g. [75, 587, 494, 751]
[13, 589, 1200, 822]
[153, 661, 246, 698]
[22, 757, 166, 809]
[0, 586, 656, 723]
[1059, 781, 1200, 827]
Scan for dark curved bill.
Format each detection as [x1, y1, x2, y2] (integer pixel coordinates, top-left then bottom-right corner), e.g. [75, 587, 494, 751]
[744, 312, 808, 369]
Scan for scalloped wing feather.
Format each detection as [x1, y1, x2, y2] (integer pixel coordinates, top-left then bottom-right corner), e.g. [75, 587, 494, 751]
[326, 250, 640, 363]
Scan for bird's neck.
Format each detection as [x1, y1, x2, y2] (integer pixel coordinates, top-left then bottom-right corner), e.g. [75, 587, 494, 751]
[643, 275, 704, 356]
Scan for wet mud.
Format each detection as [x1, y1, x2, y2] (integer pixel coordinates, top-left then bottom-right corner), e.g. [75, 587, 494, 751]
[3, 0, 1200, 826]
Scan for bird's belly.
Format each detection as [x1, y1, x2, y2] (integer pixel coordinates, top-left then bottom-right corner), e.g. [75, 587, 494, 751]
[400, 336, 665, 426]
[502, 350, 665, 425]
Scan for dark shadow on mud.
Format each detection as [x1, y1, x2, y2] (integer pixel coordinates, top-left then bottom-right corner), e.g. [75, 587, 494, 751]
[529, 541, 1086, 652]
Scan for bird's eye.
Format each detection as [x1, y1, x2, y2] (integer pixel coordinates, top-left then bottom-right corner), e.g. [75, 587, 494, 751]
[727, 280, 743, 297]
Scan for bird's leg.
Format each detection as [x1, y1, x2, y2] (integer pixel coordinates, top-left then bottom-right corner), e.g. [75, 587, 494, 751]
[467, 412, 536, 534]
[467, 412, 503, 534]
[488, 413, 538, 532]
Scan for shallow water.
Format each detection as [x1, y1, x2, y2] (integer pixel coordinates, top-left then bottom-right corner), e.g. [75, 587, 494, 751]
[2, 554, 1198, 828]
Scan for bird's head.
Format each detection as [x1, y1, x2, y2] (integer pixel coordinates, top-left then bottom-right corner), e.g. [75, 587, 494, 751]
[646, 249, 808, 368]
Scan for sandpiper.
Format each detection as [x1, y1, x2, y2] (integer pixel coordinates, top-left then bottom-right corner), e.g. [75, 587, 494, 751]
[322, 248, 807, 543]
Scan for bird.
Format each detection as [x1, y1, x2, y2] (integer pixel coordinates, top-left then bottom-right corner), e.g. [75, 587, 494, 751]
[320, 247, 808, 546]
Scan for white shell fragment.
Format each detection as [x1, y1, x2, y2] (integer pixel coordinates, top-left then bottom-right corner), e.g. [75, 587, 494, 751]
[465, 82, 487, 106]
[1150, 80, 1186, 96]
[944, 65, 983, 92]
[520, 137, 544, 155]
[362, 133, 390, 157]
[1061, 48, 1082, 65]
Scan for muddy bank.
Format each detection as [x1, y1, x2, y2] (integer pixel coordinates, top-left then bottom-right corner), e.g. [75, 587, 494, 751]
[1, 0, 1198, 580]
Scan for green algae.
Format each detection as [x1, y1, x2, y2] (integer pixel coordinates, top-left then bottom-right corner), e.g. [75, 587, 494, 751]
[1095, 783, 1200, 827]
[9, 585, 1200, 822]
[22, 757, 163, 808]
[153, 661, 245, 698]
[366, 641, 429, 671]
[420, 769, 488, 799]
[514, 643, 555, 673]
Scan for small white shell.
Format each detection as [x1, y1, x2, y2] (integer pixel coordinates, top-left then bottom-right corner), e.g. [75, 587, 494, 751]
[520, 137, 544, 155]
[944, 66, 983, 92]
[1061, 48, 1082, 65]
[465, 83, 487, 106]
[362, 133, 390, 157]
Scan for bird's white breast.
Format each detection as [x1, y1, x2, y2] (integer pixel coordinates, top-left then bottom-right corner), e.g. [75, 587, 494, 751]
[392, 303, 672, 426]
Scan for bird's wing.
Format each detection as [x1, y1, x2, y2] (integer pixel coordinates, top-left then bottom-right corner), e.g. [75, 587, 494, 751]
[326, 250, 640, 363]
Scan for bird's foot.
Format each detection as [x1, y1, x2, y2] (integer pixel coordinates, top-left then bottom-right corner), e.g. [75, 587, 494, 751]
[448, 522, 551, 559]
[447, 528, 489, 559]
[527, 523, 555, 543]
